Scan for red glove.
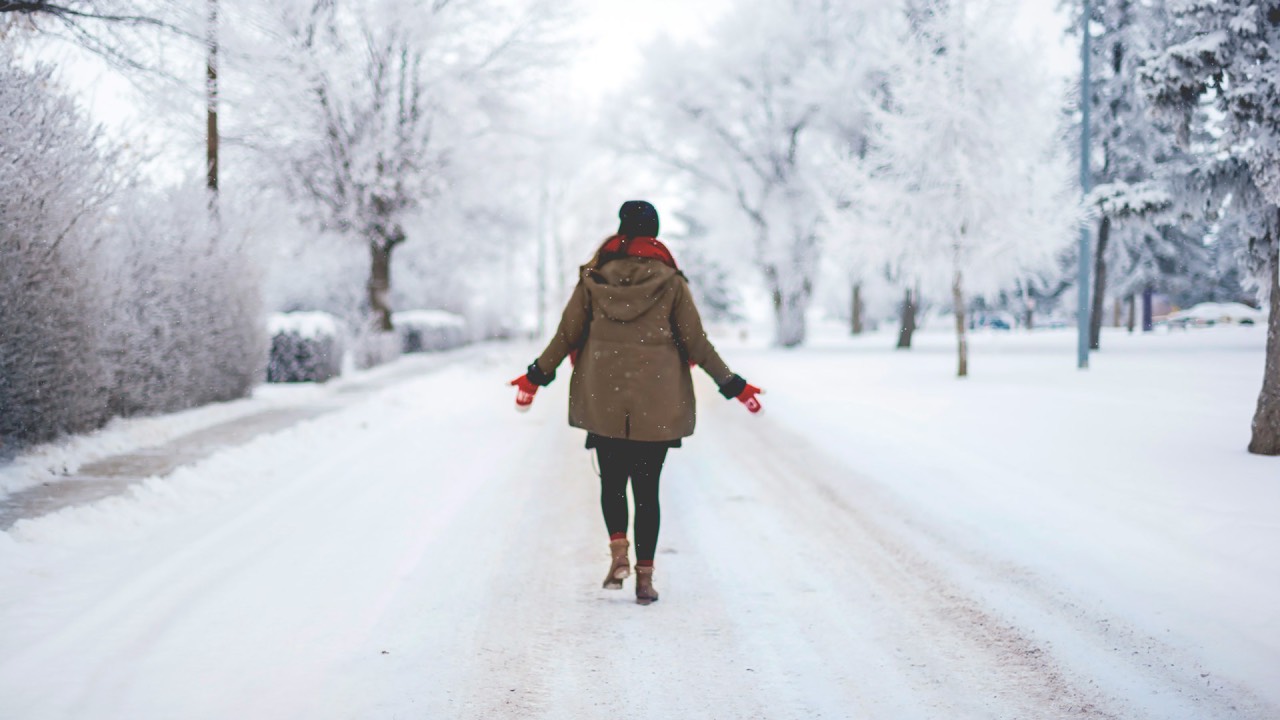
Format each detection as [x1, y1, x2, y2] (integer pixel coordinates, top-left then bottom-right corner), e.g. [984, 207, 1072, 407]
[737, 384, 764, 414]
[510, 374, 539, 412]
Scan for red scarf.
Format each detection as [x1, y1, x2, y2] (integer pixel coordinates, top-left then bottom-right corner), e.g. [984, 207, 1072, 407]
[599, 235, 678, 270]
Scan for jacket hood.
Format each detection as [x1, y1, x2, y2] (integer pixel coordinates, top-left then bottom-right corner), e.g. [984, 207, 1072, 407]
[583, 257, 679, 322]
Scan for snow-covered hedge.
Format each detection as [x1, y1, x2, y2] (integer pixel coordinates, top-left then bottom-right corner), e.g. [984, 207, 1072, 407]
[0, 52, 113, 446]
[0, 51, 265, 448]
[394, 310, 469, 353]
[267, 312, 344, 383]
[103, 186, 267, 416]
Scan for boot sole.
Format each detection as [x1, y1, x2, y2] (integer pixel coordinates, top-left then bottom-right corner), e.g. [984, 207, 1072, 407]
[636, 596, 658, 606]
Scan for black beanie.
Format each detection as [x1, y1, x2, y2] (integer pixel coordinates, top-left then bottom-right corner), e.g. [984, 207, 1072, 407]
[618, 200, 659, 238]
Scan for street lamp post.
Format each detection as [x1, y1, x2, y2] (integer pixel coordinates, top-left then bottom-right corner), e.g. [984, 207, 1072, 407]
[1077, 0, 1093, 370]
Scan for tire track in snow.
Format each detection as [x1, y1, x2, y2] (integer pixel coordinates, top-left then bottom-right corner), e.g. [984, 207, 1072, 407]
[447, 383, 779, 719]
[1, 361, 536, 719]
[700, 388, 1274, 719]
[681, 389, 1122, 719]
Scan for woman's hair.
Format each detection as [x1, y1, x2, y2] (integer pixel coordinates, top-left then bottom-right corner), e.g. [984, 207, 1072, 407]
[585, 234, 632, 271]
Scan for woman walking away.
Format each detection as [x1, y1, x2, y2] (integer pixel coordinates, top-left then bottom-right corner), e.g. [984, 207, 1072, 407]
[510, 200, 763, 606]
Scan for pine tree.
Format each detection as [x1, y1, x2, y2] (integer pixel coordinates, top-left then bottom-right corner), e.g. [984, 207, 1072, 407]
[1142, 1, 1280, 454]
[1077, 0, 1204, 348]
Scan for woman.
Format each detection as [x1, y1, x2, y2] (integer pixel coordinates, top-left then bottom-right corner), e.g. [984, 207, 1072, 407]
[510, 200, 762, 606]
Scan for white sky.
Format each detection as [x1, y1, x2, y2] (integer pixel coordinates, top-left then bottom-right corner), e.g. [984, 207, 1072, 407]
[566, 0, 1078, 102]
[565, 0, 732, 96]
[59, 0, 1080, 180]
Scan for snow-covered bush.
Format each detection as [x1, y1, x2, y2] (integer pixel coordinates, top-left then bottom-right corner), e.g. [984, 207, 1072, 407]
[267, 312, 344, 383]
[101, 184, 267, 414]
[0, 48, 266, 448]
[0, 50, 114, 446]
[394, 310, 468, 353]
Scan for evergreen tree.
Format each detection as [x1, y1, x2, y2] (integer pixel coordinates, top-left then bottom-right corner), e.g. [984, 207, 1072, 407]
[1142, 1, 1280, 454]
[1076, 0, 1203, 347]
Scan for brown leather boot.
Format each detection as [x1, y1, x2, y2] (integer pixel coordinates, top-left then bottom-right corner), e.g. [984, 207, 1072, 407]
[602, 538, 630, 589]
[635, 566, 659, 605]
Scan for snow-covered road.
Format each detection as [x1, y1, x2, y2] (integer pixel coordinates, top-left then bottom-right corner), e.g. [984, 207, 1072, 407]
[1, 336, 1276, 719]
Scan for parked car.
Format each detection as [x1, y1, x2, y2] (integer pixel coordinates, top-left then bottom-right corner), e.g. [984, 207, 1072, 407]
[971, 312, 1015, 331]
[1164, 302, 1265, 328]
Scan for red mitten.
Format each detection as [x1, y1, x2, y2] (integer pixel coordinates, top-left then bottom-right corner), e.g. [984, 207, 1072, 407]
[510, 374, 539, 412]
[737, 384, 764, 414]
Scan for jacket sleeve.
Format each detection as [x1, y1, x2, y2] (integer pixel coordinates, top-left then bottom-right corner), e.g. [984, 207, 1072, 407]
[529, 279, 590, 385]
[670, 276, 738, 390]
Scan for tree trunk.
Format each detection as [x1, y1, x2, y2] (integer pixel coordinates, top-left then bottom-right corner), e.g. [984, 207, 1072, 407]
[1126, 294, 1136, 333]
[205, 0, 219, 220]
[368, 241, 395, 332]
[1089, 216, 1110, 350]
[772, 287, 809, 347]
[896, 287, 917, 349]
[953, 271, 968, 378]
[1113, 298, 1122, 327]
[1248, 240, 1280, 455]
[851, 283, 864, 335]
[1142, 285, 1154, 332]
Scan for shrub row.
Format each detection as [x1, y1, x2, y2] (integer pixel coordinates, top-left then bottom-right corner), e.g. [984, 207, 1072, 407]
[0, 53, 265, 449]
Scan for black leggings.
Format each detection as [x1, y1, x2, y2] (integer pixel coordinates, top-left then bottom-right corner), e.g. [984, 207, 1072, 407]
[596, 440, 669, 563]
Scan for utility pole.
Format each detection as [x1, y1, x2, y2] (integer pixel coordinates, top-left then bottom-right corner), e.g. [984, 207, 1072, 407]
[206, 0, 219, 225]
[1077, 0, 1093, 369]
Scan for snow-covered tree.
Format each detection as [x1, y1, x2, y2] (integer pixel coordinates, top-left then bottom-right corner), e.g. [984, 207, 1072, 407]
[1069, 0, 1207, 348]
[863, 0, 1076, 376]
[1141, 0, 1280, 455]
[617, 0, 880, 347]
[252, 0, 560, 334]
[0, 1, 201, 74]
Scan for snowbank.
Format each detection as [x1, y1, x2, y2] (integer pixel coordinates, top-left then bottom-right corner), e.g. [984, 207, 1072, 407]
[724, 323, 1279, 707]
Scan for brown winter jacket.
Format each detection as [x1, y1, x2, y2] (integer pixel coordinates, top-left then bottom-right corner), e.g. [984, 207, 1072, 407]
[530, 256, 740, 443]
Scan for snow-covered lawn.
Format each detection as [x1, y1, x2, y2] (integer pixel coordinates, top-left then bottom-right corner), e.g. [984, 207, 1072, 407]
[724, 324, 1278, 712]
[0, 327, 1275, 719]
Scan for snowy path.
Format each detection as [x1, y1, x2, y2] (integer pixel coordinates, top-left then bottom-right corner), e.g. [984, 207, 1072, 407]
[1, 340, 1276, 719]
[0, 349, 479, 530]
